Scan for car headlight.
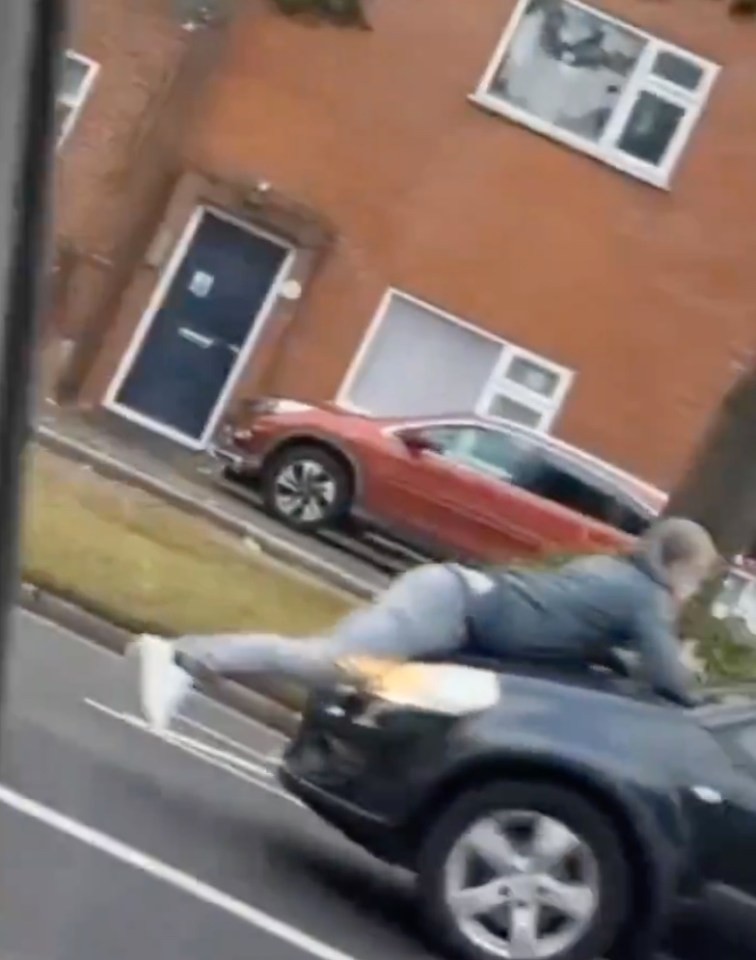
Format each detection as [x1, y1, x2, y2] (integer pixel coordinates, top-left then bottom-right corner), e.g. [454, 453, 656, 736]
[340, 658, 501, 724]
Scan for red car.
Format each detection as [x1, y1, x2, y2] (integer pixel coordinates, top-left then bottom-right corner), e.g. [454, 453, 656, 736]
[213, 397, 666, 564]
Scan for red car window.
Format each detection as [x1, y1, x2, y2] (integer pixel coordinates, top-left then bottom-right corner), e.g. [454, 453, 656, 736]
[403, 421, 653, 543]
[423, 425, 535, 481]
[519, 448, 652, 535]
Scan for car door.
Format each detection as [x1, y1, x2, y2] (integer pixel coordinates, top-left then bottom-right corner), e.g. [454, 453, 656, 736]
[365, 422, 546, 560]
[437, 428, 600, 559]
[513, 447, 644, 553]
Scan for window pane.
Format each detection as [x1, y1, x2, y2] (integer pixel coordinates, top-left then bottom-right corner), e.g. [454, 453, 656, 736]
[506, 356, 560, 397]
[347, 295, 501, 416]
[421, 426, 466, 454]
[424, 426, 534, 481]
[611, 498, 651, 536]
[60, 54, 90, 102]
[652, 50, 704, 91]
[519, 452, 617, 523]
[487, 393, 543, 428]
[458, 428, 532, 477]
[488, 0, 645, 143]
[617, 92, 685, 165]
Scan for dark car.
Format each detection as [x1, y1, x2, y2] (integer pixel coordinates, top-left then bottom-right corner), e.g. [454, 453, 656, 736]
[278, 656, 756, 960]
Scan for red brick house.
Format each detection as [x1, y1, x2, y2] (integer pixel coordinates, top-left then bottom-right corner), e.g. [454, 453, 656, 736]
[50, 0, 756, 491]
[45, 0, 198, 394]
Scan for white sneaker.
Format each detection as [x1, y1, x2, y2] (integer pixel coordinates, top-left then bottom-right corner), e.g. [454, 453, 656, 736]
[137, 634, 192, 732]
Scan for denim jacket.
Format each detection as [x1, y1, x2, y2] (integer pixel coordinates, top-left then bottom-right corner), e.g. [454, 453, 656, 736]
[462, 552, 697, 707]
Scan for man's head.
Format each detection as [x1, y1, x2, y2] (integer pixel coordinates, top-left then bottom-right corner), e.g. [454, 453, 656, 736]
[638, 517, 719, 605]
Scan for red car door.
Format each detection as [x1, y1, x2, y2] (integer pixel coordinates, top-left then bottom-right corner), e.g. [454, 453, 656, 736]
[511, 448, 643, 556]
[364, 422, 554, 561]
[421, 427, 599, 561]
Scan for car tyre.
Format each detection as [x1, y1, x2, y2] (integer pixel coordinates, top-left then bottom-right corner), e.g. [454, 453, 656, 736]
[416, 780, 631, 960]
[262, 444, 352, 531]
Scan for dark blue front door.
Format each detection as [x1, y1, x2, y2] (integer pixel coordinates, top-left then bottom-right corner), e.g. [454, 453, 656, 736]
[115, 212, 288, 442]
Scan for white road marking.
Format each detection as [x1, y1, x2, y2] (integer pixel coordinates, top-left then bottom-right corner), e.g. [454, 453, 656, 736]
[0, 783, 358, 960]
[83, 699, 303, 808]
[85, 698, 271, 773]
[198, 694, 288, 743]
[19, 608, 287, 741]
[178, 714, 281, 767]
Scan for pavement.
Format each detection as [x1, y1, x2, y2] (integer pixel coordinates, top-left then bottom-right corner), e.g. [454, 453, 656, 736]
[0, 610, 436, 960]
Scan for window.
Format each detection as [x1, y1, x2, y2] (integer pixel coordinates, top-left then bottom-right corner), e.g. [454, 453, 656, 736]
[474, 0, 719, 187]
[519, 451, 615, 522]
[518, 449, 651, 532]
[340, 291, 572, 432]
[422, 425, 536, 480]
[609, 495, 652, 536]
[480, 350, 571, 431]
[56, 51, 98, 145]
[413, 424, 652, 533]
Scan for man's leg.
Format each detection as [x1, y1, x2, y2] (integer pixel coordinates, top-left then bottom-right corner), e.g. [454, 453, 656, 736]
[138, 563, 469, 731]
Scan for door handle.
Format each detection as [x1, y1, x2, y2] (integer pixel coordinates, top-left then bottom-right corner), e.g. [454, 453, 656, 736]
[178, 327, 214, 349]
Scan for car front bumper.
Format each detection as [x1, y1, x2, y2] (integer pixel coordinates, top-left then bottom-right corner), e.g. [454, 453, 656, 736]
[278, 685, 459, 865]
[278, 764, 408, 863]
[208, 441, 264, 476]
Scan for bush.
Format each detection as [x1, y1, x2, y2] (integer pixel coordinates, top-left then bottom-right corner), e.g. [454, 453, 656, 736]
[679, 578, 756, 681]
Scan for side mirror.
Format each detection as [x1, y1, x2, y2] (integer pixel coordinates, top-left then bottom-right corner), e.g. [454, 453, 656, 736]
[399, 429, 442, 454]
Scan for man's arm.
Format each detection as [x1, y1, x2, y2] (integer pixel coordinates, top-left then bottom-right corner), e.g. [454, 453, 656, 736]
[633, 595, 700, 707]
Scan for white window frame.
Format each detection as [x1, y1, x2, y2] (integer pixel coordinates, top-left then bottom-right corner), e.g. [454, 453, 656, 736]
[57, 50, 99, 146]
[471, 0, 720, 189]
[478, 343, 573, 430]
[337, 288, 574, 432]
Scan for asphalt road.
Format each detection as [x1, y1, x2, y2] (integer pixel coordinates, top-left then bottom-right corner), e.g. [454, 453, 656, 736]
[0, 611, 435, 960]
[0, 611, 745, 960]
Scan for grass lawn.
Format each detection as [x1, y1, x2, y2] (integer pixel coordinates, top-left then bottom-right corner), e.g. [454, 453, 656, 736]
[22, 449, 355, 639]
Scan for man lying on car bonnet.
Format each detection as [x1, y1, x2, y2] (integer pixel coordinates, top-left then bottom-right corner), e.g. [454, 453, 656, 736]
[136, 516, 719, 731]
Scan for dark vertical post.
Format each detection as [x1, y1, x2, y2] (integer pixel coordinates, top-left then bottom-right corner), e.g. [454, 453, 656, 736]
[0, 0, 62, 739]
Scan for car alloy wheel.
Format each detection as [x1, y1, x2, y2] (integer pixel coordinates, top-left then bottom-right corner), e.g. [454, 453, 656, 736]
[444, 811, 599, 959]
[262, 444, 352, 531]
[273, 458, 338, 525]
[417, 781, 629, 960]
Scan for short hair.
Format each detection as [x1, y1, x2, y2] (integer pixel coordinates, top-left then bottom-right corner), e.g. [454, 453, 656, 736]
[639, 517, 718, 569]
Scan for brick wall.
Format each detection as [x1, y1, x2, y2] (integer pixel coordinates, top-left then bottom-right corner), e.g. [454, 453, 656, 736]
[172, 0, 756, 487]
[46, 0, 192, 397]
[56, 0, 186, 260]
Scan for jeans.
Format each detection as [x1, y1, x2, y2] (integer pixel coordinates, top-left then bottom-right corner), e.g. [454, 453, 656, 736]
[175, 564, 471, 687]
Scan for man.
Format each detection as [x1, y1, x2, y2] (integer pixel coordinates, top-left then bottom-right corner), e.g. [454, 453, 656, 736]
[137, 517, 718, 732]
